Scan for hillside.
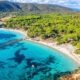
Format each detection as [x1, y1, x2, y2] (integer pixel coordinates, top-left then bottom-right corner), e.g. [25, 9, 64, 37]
[0, 1, 21, 12]
[0, 1, 74, 14]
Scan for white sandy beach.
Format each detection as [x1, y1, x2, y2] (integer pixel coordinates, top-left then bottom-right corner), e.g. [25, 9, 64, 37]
[1, 28, 80, 65]
[0, 28, 27, 36]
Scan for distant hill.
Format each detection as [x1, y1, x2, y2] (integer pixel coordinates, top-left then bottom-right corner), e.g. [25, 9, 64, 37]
[0, 1, 74, 14]
[0, 1, 21, 12]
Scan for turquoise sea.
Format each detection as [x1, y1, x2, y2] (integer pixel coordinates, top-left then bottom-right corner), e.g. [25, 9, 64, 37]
[0, 29, 79, 80]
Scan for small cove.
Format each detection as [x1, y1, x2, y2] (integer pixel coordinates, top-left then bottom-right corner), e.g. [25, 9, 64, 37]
[0, 29, 79, 80]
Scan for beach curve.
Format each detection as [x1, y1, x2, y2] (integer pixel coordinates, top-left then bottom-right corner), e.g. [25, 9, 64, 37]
[1, 28, 80, 65]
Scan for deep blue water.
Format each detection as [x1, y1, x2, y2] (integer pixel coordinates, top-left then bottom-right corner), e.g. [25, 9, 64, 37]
[0, 30, 79, 80]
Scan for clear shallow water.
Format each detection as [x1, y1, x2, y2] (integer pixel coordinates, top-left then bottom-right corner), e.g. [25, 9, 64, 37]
[0, 30, 79, 80]
[0, 30, 24, 44]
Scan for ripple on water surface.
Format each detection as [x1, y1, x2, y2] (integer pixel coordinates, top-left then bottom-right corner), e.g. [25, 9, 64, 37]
[0, 30, 79, 80]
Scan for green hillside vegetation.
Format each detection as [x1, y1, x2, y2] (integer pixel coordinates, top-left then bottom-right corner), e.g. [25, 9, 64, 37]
[5, 13, 80, 54]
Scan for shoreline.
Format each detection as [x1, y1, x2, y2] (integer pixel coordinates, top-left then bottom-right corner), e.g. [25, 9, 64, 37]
[27, 38, 80, 65]
[1, 28, 80, 65]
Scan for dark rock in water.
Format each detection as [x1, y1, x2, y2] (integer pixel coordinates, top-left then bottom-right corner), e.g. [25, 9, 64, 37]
[0, 61, 6, 68]
[24, 58, 34, 69]
[15, 54, 25, 64]
[53, 71, 72, 80]
[26, 71, 31, 74]
[25, 66, 52, 79]
[14, 49, 22, 56]
[8, 48, 25, 64]
[42, 67, 52, 74]
[45, 56, 55, 65]
[24, 66, 29, 69]
[37, 66, 49, 72]
[24, 57, 53, 78]
[31, 71, 38, 79]
[8, 54, 25, 64]
[23, 57, 54, 79]
[25, 58, 44, 69]
[27, 71, 38, 80]
[26, 58, 33, 65]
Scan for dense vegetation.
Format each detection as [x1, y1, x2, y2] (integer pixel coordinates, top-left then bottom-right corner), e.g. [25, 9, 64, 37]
[5, 13, 80, 54]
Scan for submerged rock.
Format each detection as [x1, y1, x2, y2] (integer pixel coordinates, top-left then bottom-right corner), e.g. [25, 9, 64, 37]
[8, 48, 25, 64]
